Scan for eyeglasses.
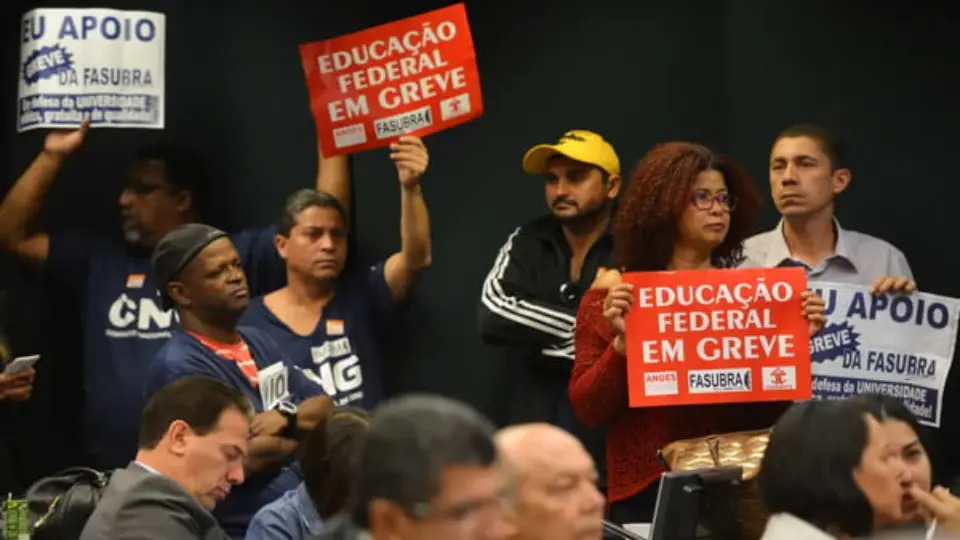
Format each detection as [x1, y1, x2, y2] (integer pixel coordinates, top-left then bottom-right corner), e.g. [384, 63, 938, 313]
[690, 189, 736, 212]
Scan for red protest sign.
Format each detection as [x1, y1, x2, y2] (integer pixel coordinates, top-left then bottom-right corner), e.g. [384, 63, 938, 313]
[300, 3, 483, 157]
[623, 267, 812, 408]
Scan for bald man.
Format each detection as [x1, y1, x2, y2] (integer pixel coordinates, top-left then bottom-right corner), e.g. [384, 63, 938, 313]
[496, 424, 605, 540]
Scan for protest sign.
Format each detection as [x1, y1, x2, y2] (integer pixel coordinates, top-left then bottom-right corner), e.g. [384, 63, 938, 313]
[623, 268, 812, 407]
[300, 3, 483, 157]
[809, 282, 959, 427]
[18, 8, 165, 132]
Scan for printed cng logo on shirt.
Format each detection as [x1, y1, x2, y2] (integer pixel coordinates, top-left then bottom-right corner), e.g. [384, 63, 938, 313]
[106, 273, 178, 339]
[304, 336, 365, 405]
[258, 362, 290, 411]
[105, 292, 176, 339]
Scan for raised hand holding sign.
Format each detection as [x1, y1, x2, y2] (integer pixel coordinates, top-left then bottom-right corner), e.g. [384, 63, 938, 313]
[43, 118, 89, 157]
[300, 3, 483, 156]
[391, 136, 429, 187]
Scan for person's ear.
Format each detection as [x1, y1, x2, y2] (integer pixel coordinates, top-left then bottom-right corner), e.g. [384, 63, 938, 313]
[167, 420, 193, 456]
[605, 174, 622, 200]
[367, 499, 413, 540]
[168, 281, 190, 308]
[274, 234, 289, 261]
[174, 189, 194, 214]
[832, 168, 851, 196]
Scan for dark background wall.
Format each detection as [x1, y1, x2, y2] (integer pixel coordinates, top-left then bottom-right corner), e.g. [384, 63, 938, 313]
[1, 0, 956, 492]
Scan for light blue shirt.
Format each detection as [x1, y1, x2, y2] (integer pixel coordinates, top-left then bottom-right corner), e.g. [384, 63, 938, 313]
[742, 219, 913, 286]
[245, 482, 323, 540]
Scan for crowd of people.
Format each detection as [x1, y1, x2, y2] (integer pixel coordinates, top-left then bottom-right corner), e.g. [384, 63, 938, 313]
[0, 118, 957, 539]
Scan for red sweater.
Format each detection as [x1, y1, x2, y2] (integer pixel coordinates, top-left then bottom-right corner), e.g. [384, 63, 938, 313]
[569, 289, 788, 503]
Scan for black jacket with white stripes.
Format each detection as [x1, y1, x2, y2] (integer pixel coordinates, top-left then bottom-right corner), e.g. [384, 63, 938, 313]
[478, 214, 614, 426]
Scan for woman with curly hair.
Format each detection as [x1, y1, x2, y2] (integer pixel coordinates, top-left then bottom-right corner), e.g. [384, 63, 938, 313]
[569, 142, 826, 524]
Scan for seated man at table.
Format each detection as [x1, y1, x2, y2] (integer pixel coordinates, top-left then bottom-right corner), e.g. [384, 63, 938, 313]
[145, 223, 333, 539]
[81, 375, 251, 540]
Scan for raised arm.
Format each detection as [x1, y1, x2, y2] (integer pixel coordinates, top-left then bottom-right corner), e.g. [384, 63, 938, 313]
[316, 142, 351, 219]
[0, 122, 89, 265]
[382, 136, 432, 303]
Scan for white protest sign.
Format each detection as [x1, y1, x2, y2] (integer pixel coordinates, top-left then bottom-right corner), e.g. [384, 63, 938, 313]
[18, 8, 165, 132]
[257, 361, 290, 411]
[809, 282, 959, 427]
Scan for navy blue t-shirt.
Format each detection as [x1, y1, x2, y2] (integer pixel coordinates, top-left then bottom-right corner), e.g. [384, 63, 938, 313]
[145, 326, 325, 540]
[239, 262, 399, 410]
[45, 227, 285, 471]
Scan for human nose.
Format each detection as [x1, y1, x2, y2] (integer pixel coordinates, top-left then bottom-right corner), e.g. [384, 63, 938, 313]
[317, 232, 336, 251]
[582, 482, 606, 513]
[227, 265, 245, 283]
[899, 463, 913, 484]
[227, 463, 245, 485]
[780, 164, 799, 185]
[554, 177, 573, 196]
[118, 188, 134, 208]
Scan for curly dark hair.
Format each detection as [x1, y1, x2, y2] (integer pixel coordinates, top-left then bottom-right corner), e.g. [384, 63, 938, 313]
[613, 142, 761, 271]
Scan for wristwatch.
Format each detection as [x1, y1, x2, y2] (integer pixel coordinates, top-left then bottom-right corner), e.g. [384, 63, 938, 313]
[277, 400, 299, 437]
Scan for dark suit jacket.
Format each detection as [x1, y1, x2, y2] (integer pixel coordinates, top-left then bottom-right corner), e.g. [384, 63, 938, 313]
[79, 462, 228, 540]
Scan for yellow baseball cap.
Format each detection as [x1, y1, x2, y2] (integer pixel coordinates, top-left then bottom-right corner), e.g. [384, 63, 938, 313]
[522, 130, 620, 176]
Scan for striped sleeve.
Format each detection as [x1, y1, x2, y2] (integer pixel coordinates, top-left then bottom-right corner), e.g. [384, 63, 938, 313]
[478, 228, 577, 350]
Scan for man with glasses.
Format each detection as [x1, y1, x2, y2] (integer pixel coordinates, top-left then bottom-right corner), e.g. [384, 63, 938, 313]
[312, 394, 515, 540]
[0, 122, 347, 472]
[477, 130, 620, 493]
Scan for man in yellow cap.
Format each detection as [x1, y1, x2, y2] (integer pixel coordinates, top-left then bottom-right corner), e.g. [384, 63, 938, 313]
[477, 129, 621, 494]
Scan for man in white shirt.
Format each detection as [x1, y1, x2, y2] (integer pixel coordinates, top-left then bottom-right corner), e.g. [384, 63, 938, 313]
[743, 124, 915, 294]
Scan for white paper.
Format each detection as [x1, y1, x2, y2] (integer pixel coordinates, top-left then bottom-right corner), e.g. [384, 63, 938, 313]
[18, 8, 166, 132]
[809, 282, 959, 427]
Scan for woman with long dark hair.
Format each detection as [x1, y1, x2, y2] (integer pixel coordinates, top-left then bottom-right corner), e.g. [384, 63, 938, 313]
[758, 399, 913, 538]
[569, 142, 826, 524]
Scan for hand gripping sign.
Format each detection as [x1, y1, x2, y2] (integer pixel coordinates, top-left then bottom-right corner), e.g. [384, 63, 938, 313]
[300, 3, 483, 156]
[623, 267, 812, 407]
